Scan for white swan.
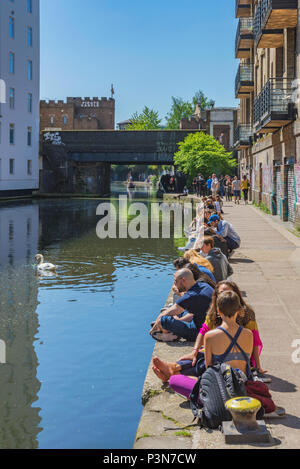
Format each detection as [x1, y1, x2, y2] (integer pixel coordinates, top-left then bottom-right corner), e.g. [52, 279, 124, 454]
[35, 254, 57, 272]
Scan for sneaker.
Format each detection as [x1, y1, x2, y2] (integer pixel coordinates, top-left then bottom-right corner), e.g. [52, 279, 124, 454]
[259, 375, 272, 384]
[265, 407, 286, 418]
[252, 369, 272, 384]
[151, 331, 179, 343]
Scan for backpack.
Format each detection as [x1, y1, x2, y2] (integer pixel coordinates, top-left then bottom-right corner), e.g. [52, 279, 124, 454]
[190, 363, 247, 430]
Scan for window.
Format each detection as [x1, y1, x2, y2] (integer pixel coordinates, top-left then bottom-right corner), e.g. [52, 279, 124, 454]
[27, 127, 32, 146]
[27, 27, 32, 47]
[9, 159, 15, 175]
[27, 0, 32, 13]
[50, 115, 54, 125]
[9, 52, 15, 74]
[27, 60, 32, 80]
[9, 88, 15, 109]
[9, 17, 15, 39]
[27, 93, 32, 112]
[63, 115, 68, 125]
[27, 160, 32, 175]
[9, 124, 15, 144]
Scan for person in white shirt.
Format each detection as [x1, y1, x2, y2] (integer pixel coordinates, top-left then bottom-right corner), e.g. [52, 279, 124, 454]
[232, 176, 241, 204]
[211, 174, 219, 197]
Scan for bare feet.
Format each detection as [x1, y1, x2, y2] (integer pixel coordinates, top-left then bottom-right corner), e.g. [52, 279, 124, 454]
[152, 366, 169, 383]
[152, 357, 181, 380]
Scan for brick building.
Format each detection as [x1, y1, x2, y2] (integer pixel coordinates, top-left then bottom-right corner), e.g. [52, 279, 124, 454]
[40, 97, 115, 131]
[180, 105, 238, 151]
[234, 0, 300, 227]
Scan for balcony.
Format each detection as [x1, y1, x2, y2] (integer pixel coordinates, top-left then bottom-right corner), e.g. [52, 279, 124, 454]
[236, 0, 253, 18]
[234, 125, 253, 149]
[235, 18, 254, 59]
[254, 78, 295, 133]
[255, 0, 297, 48]
[235, 64, 254, 98]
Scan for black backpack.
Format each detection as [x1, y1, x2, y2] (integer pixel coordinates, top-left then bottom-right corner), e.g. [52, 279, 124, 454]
[190, 363, 247, 430]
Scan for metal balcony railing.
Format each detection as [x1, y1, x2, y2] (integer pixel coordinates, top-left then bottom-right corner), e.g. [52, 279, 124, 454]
[255, 0, 297, 42]
[254, 78, 294, 127]
[254, 1, 262, 42]
[234, 124, 253, 147]
[235, 18, 254, 53]
[235, 64, 254, 96]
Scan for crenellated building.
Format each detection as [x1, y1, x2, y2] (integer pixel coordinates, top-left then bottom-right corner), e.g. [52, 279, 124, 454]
[40, 96, 115, 131]
[234, 0, 300, 226]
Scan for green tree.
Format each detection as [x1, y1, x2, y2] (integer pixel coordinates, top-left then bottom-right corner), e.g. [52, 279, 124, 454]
[165, 97, 194, 130]
[192, 90, 215, 109]
[166, 90, 215, 130]
[174, 132, 236, 184]
[127, 106, 162, 130]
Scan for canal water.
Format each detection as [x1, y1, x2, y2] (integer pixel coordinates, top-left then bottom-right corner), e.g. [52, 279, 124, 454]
[0, 183, 186, 449]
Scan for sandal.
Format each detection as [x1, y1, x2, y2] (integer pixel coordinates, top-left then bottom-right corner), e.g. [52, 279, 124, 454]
[151, 331, 180, 343]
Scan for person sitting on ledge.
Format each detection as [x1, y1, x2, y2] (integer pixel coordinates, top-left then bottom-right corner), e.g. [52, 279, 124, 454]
[152, 280, 265, 382]
[204, 227, 229, 258]
[150, 268, 213, 343]
[173, 257, 216, 285]
[183, 250, 215, 278]
[200, 236, 233, 283]
[166, 291, 254, 401]
[207, 214, 241, 254]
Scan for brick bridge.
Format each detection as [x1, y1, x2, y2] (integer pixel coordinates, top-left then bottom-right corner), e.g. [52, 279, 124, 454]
[41, 130, 202, 195]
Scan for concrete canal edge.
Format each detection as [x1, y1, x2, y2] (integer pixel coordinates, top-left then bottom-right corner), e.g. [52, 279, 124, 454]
[133, 290, 198, 450]
[134, 195, 201, 449]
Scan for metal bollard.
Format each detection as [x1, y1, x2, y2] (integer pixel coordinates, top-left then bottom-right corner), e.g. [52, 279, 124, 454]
[222, 396, 271, 444]
[225, 397, 261, 432]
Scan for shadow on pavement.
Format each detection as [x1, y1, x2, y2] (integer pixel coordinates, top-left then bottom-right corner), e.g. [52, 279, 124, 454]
[230, 258, 255, 264]
[268, 375, 297, 393]
[266, 413, 300, 430]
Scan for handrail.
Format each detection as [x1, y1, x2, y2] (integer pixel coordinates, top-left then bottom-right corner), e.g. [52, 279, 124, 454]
[235, 64, 254, 96]
[254, 77, 294, 126]
[235, 18, 254, 52]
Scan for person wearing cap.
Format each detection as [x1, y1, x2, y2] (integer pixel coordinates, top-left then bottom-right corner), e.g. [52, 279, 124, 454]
[208, 214, 241, 253]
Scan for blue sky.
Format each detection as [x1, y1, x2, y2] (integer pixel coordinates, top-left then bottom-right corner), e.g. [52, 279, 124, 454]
[40, 0, 238, 125]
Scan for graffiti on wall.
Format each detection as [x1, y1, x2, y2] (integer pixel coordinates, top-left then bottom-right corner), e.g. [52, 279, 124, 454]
[263, 166, 273, 194]
[295, 165, 300, 203]
[44, 132, 65, 146]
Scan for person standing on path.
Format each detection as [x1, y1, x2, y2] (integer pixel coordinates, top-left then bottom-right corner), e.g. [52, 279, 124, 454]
[232, 176, 241, 204]
[206, 176, 212, 196]
[211, 174, 219, 198]
[241, 175, 249, 205]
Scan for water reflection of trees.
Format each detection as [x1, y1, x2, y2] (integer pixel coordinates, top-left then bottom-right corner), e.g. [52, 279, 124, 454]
[37, 199, 179, 289]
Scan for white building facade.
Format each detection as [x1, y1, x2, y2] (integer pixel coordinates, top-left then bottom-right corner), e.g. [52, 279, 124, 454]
[0, 0, 40, 196]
